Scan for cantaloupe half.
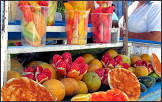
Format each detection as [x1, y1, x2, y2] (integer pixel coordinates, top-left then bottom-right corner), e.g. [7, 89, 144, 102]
[152, 53, 161, 77]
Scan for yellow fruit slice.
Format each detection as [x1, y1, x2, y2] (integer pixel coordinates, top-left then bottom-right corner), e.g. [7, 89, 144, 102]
[71, 94, 91, 101]
[152, 53, 161, 77]
[33, 12, 46, 38]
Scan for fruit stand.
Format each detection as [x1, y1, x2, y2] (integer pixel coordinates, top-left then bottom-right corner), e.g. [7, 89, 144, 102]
[1, 1, 161, 101]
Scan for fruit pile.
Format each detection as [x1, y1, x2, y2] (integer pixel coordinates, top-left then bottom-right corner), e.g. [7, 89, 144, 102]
[4, 49, 161, 101]
[91, 1, 114, 43]
[53, 52, 88, 80]
[18, 1, 48, 47]
[23, 66, 52, 83]
[64, 1, 90, 45]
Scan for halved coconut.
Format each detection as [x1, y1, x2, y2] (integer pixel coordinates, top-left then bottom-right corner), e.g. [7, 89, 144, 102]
[108, 68, 140, 101]
[1, 77, 54, 101]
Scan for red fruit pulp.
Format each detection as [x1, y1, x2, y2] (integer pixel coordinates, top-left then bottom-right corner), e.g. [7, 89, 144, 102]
[55, 60, 67, 76]
[62, 52, 72, 64]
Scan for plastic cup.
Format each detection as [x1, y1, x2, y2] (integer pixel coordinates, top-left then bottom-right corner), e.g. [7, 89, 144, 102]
[20, 6, 48, 47]
[65, 10, 89, 45]
[91, 13, 112, 43]
[8, 1, 18, 23]
[47, 1, 57, 26]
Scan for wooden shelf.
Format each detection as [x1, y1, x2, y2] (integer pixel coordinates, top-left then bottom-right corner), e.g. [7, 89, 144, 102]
[8, 42, 131, 54]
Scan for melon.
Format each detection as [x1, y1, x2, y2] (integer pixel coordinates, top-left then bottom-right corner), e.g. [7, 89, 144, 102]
[7, 70, 21, 81]
[77, 81, 88, 94]
[11, 58, 24, 74]
[43, 79, 65, 101]
[131, 56, 141, 65]
[61, 78, 79, 96]
[82, 72, 101, 92]
[89, 59, 103, 68]
[141, 54, 151, 63]
[88, 64, 101, 72]
[82, 54, 95, 64]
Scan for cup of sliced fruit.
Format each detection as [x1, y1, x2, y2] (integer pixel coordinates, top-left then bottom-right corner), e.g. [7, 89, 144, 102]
[19, 5, 48, 47]
[65, 10, 89, 45]
[91, 13, 113, 43]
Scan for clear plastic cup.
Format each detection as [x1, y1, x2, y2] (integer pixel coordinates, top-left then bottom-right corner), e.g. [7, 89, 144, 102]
[20, 6, 48, 47]
[91, 13, 112, 43]
[8, 1, 18, 23]
[47, 1, 57, 26]
[65, 10, 89, 45]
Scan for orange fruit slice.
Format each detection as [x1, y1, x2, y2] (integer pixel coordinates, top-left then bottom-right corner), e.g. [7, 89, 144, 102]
[108, 68, 140, 101]
[64, 3, 73, 11]
[152, 53, 161, 77]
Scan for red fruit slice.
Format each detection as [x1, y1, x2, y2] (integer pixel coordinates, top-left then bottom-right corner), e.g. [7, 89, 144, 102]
[53, 54, 62, 67]
[79, 63, 88, 75]
[62, 52, 72, 64]
[74, 56, 85, 64]
[95, 68, 104, 82]
[34, 66, 44, 81]
[36, 73, 48, 83]
[95, 68, 109, 85]
[55, 60, 67, 76]
[114, 55, 122, 64]
[133, 60, 143, 67]
[142, 60, 148, 67]
[67, 62, 80, 78]
[42, 68, 52, 79]
[122, 63, 130, 69]
[23, 67, 35, 80]
[101, 53, 112, 67]
[24, 67, 34, 73]
[147, 63, 154, 74]
[107, 59, 115, 69]
[23, 73, 35, 80]
[115, 61, 123, 68]
[152, 53, 161, 77]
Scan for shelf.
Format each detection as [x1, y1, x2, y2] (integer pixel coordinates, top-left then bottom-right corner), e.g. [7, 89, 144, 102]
[8, 25, 92, 32]
[8, 42, 131, 54]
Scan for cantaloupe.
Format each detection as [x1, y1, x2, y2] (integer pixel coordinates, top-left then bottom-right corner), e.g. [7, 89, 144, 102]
[43, 79, 65, 101]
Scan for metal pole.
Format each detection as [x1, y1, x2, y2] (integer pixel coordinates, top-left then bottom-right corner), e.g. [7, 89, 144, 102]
[122, 1, 128, 55]
[1, 0, 9, 87]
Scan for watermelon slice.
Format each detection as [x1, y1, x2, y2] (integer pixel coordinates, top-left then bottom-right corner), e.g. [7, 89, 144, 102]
[152, 53, 161, 77]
